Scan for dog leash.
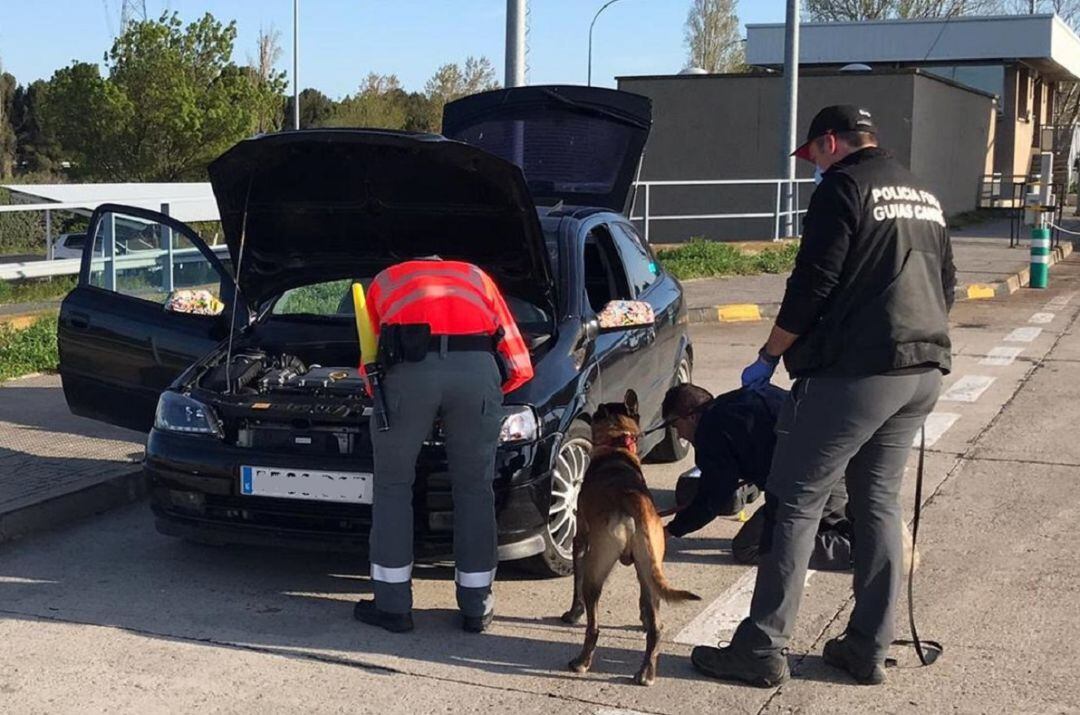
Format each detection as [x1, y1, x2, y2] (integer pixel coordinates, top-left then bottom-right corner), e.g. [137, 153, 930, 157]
[886, 425, 943, 668]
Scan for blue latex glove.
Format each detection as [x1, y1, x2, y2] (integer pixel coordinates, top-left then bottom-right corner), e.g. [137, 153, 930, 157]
[741, 352, 778, 389]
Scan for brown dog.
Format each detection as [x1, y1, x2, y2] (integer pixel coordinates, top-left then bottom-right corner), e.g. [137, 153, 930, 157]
[561, 392, 701, 686]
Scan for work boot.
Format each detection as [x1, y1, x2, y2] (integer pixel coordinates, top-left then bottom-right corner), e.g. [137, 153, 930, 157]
[822, 635, 886, 685]
[462, 611, 494, 634]
[690, 644, 789, 688]
[717, 483, 760, 516]
[353, 599, 414, 633]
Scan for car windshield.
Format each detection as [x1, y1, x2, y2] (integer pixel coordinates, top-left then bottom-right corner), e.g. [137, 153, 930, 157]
[271, 278, 551, 330]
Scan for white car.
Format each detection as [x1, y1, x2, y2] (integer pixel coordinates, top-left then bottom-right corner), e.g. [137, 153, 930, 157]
[51, 233, 89, 260]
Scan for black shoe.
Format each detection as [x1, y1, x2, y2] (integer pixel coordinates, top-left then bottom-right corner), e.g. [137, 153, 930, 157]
[717, 483, 758, 516]
[690, 644, 789, 688]
[353, 599, 414, 633]
[822, 635, 886, 685]
[462, 611, 494, 633]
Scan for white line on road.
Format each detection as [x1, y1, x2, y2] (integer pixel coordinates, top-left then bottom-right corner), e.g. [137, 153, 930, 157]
[941, 375, 996, 403]
[1029, 312, 1055, 324]
[920, 412, 961, 447]
[1005, 327, 1043, 343]
[979, 346, 1024, 367]
[1044, 292, 1075, 310]
[674, 568, 815, 646]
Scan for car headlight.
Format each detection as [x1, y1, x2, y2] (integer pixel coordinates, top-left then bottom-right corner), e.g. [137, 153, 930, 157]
[500, 406, 538, 444]
[154, 392, 222, 437]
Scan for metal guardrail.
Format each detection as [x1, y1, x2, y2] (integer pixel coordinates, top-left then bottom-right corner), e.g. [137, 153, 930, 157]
[630, 178, 815, 242]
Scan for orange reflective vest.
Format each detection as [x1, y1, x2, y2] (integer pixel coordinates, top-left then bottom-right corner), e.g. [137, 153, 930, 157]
[367, 260, 534, 394]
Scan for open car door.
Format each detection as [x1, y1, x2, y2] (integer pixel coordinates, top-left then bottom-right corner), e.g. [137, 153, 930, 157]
[442, 85, 652, 214]
[58, 204, 240, 433]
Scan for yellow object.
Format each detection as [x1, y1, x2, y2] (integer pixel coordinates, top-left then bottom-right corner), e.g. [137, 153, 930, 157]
[352, 282, 379, 363]
[717, 304, 762, 322]
[737, 509, 749, 522]
[966, 284, 996, 300]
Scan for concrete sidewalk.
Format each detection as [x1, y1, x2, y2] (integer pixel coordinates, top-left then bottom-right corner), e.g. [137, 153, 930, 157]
[0, 374, 145, 543]
[684, 217, 1076, 324]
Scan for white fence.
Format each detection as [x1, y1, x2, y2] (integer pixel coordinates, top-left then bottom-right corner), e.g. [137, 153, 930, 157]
[630, 178, 815, 243]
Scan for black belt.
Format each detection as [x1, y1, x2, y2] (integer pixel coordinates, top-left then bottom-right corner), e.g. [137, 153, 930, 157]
[426, 334, 495, 353]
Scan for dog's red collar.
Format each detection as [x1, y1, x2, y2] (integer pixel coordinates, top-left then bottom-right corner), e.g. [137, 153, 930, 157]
[597, 431, 641, 456]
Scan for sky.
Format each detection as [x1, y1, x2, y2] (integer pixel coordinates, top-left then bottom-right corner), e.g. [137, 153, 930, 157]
[0, 1, 789, 99]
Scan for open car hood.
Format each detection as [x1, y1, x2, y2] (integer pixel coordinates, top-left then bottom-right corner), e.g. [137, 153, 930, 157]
[207, 130, 554, 310]
[442, 85, 652, 214]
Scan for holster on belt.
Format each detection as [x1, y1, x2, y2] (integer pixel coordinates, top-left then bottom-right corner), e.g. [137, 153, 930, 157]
[378, 323, 432, 367]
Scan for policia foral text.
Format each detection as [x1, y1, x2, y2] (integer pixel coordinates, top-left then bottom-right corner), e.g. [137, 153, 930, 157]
[692, 106, 956, 687]
[353, 259, 534, 634]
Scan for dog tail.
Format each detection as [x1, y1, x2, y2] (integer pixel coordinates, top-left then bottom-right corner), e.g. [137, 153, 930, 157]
[624, 492, 702, 604]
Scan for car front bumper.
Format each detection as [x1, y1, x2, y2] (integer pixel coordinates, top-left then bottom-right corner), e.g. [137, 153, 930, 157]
[144, 428, 557, 562]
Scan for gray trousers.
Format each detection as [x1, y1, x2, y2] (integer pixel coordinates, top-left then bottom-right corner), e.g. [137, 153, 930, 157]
[731, 484, 852, 571]
[369, 351, 504, 617]
[732, 371, 941, 663]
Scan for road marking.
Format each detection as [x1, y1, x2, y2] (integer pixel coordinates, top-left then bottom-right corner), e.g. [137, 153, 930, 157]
[920, 412, 961, 447]
[1029, 312, 1055, 324]
[717, 304, 762, 322]
[597, 710, 652, 715]
[979, 346, 1024, 366]
[1005, 327, 1042, 343]
[940, 375, 996, 403]
[1044, 292, 1075, 310]
[674, 568, 815, 646]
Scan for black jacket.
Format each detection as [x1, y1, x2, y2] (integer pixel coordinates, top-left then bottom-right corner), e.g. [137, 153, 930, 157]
[666, 386, 785, 538]
[777, 148, 955, 378]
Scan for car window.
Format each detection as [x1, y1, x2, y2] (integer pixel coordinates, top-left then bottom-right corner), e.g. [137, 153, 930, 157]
[611, 222, 658, 296]
[88, 210, 227, 314]
[582, 226, 632, 314]
[273, 279, 357, 316]
[63, 234, 87, 250]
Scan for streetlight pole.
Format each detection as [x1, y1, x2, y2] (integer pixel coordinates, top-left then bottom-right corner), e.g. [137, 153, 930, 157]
[506, 0, 526, 88]
[292, 0, 300, 130]
[781, 0, 799, 238]
[588, 0, 626, 87]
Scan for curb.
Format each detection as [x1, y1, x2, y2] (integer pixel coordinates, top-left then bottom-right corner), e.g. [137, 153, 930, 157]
[0, 466, 146, 545]
[686, 241, 1076, 325]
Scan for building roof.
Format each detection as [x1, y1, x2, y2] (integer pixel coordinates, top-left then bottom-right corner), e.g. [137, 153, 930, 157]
[746, 13, 1080, 81]
[616, 67, 997, 100]
[0, 182, 219, 222]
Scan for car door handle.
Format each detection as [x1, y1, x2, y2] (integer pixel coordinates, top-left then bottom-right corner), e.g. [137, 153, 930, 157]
[69, 312, 91, 330]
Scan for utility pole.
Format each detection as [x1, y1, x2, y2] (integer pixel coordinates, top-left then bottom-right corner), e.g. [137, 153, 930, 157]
[781, 0, 799, 238]
[506, 0, 526, 88]
[293, 0, 301, 130]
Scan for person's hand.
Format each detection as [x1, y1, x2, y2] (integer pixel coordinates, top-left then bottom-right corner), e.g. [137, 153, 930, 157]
[741, 348, 779, 389]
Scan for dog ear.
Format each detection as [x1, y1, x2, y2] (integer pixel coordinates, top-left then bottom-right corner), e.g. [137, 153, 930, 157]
[623, 390, 639, 419]
[594, 404, 610, 421]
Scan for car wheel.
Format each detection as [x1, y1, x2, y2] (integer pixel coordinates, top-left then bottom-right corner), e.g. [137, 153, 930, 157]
[522, 421, 591, 578]
[645, 353, 692, 463]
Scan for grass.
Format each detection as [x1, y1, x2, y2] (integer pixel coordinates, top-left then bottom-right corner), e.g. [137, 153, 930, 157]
[0, 276, 78, 306]
[274, 279, 353, 316]
[657, 239, 800, 281]
[0, 314, 59, 381]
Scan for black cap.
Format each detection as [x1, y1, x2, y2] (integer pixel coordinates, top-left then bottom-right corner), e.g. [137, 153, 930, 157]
[793, 105, 877, 161]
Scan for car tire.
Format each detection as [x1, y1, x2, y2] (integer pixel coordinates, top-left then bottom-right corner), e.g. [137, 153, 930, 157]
[521, 420, 592, 578]
[645, 353, 693, 463]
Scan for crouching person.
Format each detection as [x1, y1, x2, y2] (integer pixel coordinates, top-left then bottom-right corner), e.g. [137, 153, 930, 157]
[661, 384, 853, 572]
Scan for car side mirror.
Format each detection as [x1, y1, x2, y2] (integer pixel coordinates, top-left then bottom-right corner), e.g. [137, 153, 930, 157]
[595, 300, 655, 334]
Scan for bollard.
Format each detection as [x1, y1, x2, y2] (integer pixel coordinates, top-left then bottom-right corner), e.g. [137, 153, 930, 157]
[1031, 225, 1050, 289]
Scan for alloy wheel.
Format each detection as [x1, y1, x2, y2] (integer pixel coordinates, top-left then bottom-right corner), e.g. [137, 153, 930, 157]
[548, 436, 591, 561]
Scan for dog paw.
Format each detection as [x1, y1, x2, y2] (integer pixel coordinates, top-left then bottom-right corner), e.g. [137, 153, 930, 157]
[568, 657, 590, 674]
[561, 608, 584, 625]
[634, 669, 656, 687]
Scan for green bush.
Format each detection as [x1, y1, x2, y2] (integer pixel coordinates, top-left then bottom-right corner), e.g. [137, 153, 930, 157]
[0, 314, 59, 381]
[0, 275, 77, 305]
[274, 279, 353, 316]
[657, 239, 799, 280]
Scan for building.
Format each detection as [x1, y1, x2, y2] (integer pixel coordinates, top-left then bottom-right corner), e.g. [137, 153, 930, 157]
[747, 13, 1080, 185]
[617, 69, 995, 243]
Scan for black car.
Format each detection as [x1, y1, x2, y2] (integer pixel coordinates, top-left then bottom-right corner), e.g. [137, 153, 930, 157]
[57, 85, 692, 576]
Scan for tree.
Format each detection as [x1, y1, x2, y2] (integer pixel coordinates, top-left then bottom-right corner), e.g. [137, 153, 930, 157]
[11, 80, 64, 174]
[247, 25, 287, 133]
[326, 73, 410, 129]
[282, 87, 337, 129]
[805, 0, 1000, 21]
[684, 0, 745, 73]
[42, 12, 284, 181]
[0, 65, 16, 178]
[423, 56, 500, 127]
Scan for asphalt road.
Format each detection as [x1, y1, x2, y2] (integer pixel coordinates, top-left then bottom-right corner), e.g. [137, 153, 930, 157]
[3, 259, 1080, 714]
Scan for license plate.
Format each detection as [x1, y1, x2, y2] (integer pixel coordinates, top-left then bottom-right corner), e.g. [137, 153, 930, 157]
[240, 465, 373, 504]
